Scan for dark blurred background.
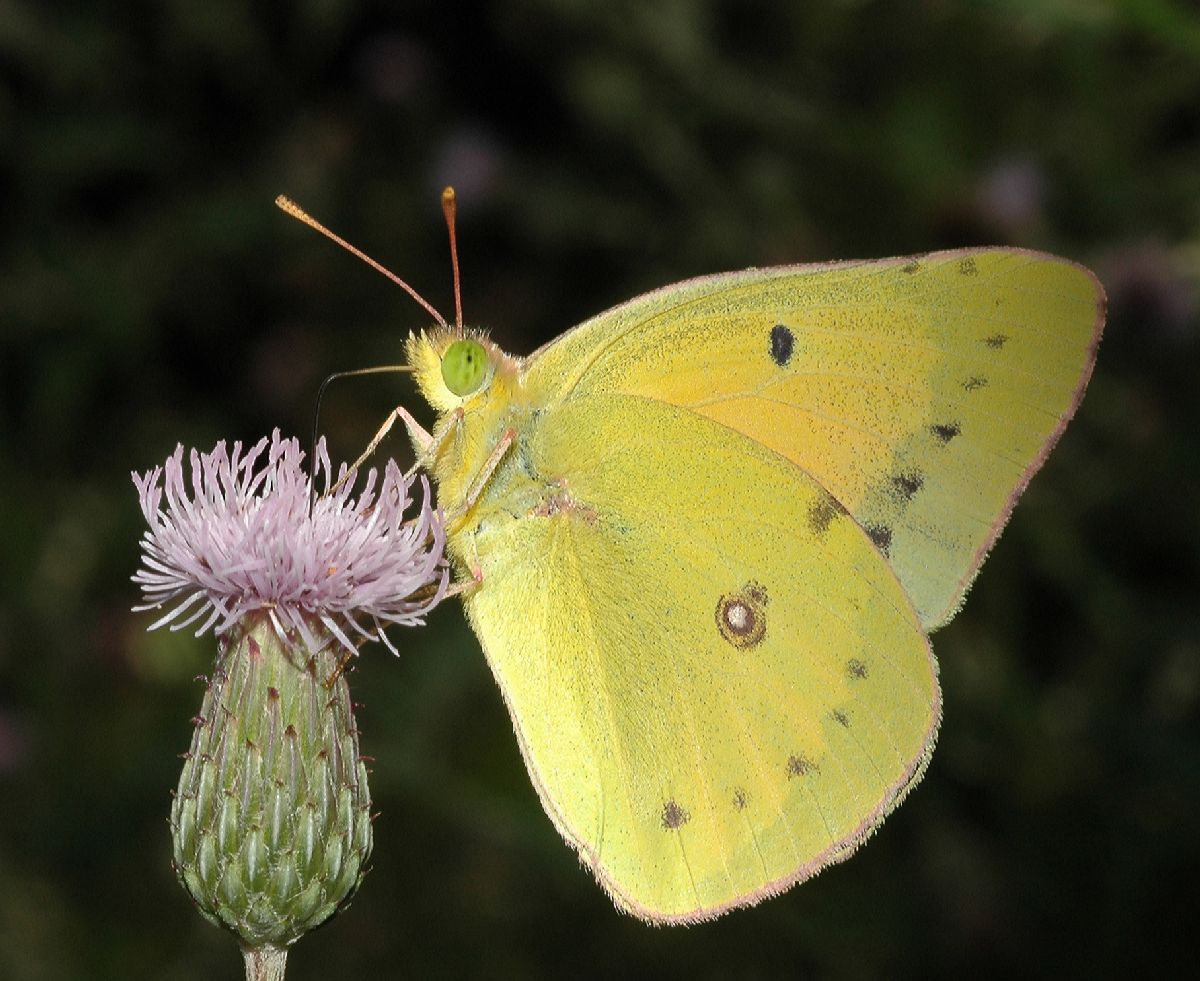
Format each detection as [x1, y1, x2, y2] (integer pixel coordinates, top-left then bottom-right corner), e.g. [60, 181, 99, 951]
[2, 1, 1198, 978]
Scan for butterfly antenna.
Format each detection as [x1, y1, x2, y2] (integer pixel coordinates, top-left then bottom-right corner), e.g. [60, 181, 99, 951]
[276, 195, 449, 329]
[441, 186, 464, 337]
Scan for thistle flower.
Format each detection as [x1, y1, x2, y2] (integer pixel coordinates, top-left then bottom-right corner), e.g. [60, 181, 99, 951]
[133, 430, 447, 655]
[133, 431, 447, 979]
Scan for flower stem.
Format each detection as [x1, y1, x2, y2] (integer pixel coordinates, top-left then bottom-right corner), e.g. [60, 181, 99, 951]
[244, 945, 288, 981]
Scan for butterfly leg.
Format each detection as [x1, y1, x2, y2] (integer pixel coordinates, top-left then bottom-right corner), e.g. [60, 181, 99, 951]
[441, 553, 484, 598]
[398, 405, 435, 454]
[449, 426, 518, 520]
[328, 405, 435, 496]
[402, 406, 468, 479]
[440, 527, 486, 598]
[462, 532, 485, 585]
[322, 646, 356, 688]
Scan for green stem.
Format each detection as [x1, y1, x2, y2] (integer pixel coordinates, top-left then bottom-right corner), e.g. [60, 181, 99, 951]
[243, 945, 288, 981]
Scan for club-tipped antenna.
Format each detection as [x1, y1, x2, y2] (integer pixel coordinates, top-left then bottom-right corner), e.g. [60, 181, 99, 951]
[441, 186, 464, 337]
[276, 194, 449, 329]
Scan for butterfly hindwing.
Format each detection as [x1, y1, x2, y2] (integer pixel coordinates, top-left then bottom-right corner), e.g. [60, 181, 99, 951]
[462, 392, 940, 922]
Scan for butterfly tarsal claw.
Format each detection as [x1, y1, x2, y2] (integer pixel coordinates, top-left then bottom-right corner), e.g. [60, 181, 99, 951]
[440, 566, 484, 600]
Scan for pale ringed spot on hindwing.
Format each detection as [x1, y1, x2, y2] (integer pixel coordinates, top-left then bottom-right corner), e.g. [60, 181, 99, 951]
[716, 582, 769, 650]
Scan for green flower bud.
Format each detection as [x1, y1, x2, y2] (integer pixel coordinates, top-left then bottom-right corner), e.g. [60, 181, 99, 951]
[170, 614, 373, 954]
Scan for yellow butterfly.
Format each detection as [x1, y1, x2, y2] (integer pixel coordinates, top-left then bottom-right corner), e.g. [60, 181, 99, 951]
[281, 192, 1104, 924]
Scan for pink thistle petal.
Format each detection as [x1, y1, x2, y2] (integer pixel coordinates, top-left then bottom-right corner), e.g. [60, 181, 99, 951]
[132, 430, 448, 656]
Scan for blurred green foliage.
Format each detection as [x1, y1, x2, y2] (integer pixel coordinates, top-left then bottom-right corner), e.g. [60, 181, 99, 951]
[1, 1, 1197, 978]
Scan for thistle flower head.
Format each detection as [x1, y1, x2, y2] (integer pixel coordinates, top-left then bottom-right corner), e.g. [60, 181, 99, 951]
[133, 431, 447, 968]
[132, 430, 448, 656]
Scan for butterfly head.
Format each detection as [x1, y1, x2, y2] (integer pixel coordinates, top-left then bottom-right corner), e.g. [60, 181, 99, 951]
[406, 327, 517, 413]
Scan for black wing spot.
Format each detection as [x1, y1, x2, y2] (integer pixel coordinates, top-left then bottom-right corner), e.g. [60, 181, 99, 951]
[846, 658, 868, 680]
[808, 493, 846, 536]
[716, 583, 769, 649]
[732, 788, 748, 811]
[661, 800, 690, 830]
[901, 260, 921, 274]
[963, 376, 988, 391]
[770, 324, 795, 367]
[831, 710, 851, 728]
[891, 472, 924, 501]
[866, 524, 893, 555]
[787, 754, 817, 778]
[984, 333, 1009, 349]
[930, 421, 961, 444]
[958, 257, 978, 276]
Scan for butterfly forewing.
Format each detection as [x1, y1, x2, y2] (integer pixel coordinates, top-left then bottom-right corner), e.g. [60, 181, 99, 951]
[527, 249, 1104, 628]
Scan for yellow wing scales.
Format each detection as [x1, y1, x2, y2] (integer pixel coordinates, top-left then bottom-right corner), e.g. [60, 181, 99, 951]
[462, 394, 939, 922]
[527, 249, 1104, 628]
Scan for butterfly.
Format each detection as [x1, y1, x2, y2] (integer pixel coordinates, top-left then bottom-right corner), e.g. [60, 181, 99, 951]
[281, 192, 1105, 924]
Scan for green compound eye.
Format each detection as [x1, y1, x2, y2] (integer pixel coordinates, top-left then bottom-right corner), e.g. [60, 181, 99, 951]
[440, 338, 490, 397]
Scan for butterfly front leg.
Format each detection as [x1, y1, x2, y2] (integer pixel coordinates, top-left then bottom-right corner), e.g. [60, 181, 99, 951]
[328, 404, 436, 496]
